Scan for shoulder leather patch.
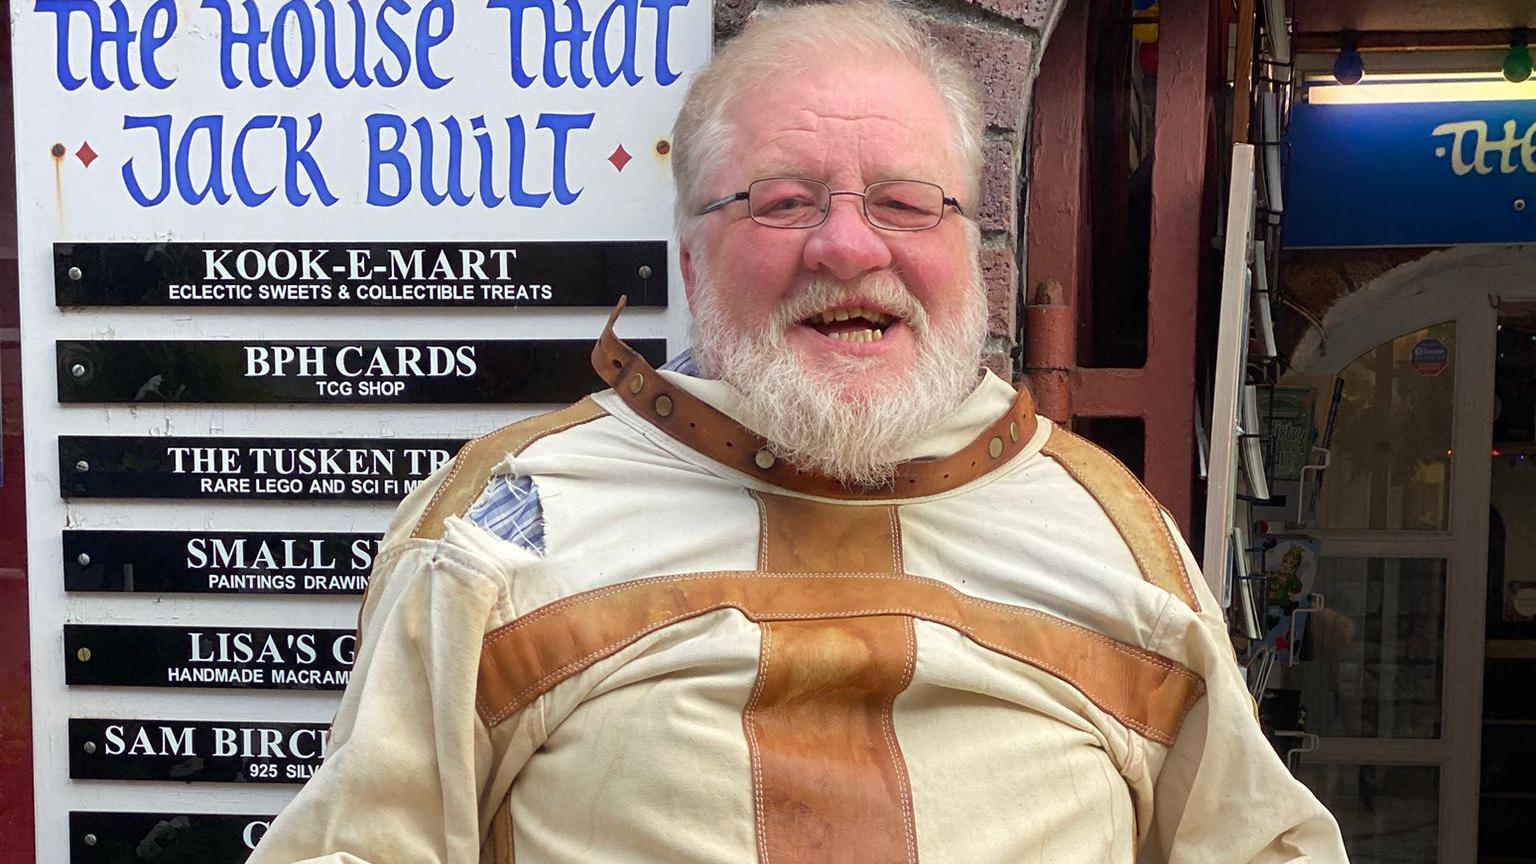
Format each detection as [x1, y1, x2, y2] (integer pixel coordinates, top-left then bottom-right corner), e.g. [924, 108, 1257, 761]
[1039, 427, 1200, 612]
[410, 398, 608, 540]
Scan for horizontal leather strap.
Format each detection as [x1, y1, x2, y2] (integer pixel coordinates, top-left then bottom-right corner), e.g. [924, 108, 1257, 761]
[476, 571, 1205, 745]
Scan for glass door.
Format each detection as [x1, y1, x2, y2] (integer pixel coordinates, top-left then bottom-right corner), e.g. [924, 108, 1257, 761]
[1274, 294, 1493, 863]
[1476, 305, 1536, 863]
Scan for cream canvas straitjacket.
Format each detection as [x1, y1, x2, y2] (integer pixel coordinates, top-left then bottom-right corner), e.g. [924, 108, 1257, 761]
[249, 329, 1349, 864]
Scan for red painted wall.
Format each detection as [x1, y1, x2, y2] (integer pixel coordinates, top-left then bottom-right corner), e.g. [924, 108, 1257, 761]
[0, 13, 37, 861]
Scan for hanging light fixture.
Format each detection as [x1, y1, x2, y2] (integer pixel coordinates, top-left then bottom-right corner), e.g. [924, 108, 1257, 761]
[1503, 28, 1533, 83]
[1333, 31, 1364, 85]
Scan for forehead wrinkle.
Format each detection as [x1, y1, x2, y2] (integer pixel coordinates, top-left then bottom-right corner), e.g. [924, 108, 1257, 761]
[753, 127, 941, 183]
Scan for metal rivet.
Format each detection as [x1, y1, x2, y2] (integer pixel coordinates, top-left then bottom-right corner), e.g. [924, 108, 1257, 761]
[76, 647, 91, 662]
[655, 139, 671, 155]
[754, 448, 776, 470]
[77, 553, 91, 567]
[638, 265, 654, 279]
[82, 741, 96, 754]
[628, 373, 644, 394]
[83, 834, 97, 846]
[1516, 198, 1528, 213]
[988, 437, 1004, 459]
[654, 395, 673, 417]
[75, 460, 90, 473]
[70, 363, 87, 378]
[1009, 421, 1019, 442]
[67, 266, 83, 281]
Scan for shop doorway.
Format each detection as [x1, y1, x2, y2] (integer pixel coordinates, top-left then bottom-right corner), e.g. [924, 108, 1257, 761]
[1274, 247, 1536, 862]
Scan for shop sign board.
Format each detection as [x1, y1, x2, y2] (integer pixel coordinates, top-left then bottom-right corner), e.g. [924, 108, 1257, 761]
[10, 0, 710, 857]
[65, 625, 356, 689]
[64, 530, 381, 595]
[59, 436, 467, 499]
[56, 338, 665, 403]
[69, 719, 329, 783]
[1285, 97, 1536, 247]
[71, 811, 275, 863]
[55, 241, 669, 308]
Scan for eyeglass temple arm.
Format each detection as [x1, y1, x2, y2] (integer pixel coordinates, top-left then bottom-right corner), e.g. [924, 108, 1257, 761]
[944, 197, 965, 216]
[696, 191, 749, 216]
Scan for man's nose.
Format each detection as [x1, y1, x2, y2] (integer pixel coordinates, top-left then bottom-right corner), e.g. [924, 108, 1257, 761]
[801, 197, 893, 280]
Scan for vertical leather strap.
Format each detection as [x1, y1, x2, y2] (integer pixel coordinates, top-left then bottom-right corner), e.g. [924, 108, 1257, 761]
[745, 616, 919, 864]
[752, 492, 902, 573]
[744, 494, 918, 862]
[490, 794, 514, 864]
[1040, 427, 1201, 611]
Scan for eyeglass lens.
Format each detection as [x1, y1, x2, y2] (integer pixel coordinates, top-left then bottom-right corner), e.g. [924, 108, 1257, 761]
[747, 179, 946, 230]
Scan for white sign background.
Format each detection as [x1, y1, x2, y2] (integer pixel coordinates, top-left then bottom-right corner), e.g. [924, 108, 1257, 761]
[10, 0, 709, 857]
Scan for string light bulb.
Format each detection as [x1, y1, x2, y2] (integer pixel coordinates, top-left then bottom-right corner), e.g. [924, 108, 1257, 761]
[1504, 29, 1532, 84]
[1333, 31, 1364, 85]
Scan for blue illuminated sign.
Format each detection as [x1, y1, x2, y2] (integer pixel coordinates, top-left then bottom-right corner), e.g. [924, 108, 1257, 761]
[1284, 97, 1536, 247]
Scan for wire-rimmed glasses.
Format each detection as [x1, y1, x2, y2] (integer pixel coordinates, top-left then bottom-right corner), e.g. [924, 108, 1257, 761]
[696, 177, 964, 231]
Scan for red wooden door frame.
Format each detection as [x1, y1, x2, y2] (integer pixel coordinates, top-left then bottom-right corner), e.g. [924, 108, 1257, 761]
[1024, 0, 1216, 539]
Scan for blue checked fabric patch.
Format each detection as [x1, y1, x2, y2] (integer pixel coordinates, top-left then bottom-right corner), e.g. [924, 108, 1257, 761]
[467, 474, 545, 555]
[659, 347, 701, 376]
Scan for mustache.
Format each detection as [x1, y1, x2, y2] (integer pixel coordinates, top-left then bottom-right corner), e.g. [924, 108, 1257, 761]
[769, 271, 930, 334]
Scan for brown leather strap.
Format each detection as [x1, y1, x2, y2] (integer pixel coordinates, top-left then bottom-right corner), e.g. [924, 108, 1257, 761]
[411, 398, 608, 540]
[1039, 428, 1201, 612]
[593, 300, 1039, 500]
[746, 617, 919, 864]
[745, 494, 917, 861]
[490, 794, 515, 864]
[476, 571, 1206, 745]
[753, 492, 902, 573]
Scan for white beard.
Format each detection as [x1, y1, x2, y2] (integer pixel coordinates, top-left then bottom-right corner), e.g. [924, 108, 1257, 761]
[689, 263, 987, 489]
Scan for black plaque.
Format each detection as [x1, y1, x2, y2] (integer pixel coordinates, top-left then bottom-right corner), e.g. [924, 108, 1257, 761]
[57, 338, 667, 405]
[59, 436, 465, 500]
[64, 530, 380, 595]
[71, 811, 275, 862]
[66, 625, 355, 690]
[55, 241, 666, 307]
[70, 718, 327, 783]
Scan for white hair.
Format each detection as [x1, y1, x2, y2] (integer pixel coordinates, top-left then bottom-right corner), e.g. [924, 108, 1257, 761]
[688, 221, 988, 489]
[670, 0, 984, 242]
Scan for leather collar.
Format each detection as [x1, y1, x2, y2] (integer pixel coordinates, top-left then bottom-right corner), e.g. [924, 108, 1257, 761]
[591, 299, 1039, 500]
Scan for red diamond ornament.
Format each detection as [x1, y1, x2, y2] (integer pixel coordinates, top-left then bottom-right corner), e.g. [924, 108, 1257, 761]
[75, 142, 98, 167]
[608, 145, 632, 172]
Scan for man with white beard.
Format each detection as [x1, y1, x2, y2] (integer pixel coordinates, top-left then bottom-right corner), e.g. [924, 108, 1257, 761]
[251, 3, 1349, 863]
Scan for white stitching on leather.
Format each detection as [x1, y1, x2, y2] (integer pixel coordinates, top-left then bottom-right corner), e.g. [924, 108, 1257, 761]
[744, 623, 773, 863]
[882, 617, 919, 863]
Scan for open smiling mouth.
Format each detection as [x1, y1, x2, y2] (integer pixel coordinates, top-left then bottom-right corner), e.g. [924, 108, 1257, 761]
[802, 305, 899, 343]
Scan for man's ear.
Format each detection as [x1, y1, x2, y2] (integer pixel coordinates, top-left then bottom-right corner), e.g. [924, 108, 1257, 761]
[680, 241, 700, 309]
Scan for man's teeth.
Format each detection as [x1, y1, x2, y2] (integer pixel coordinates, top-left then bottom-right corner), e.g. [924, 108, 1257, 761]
[811, 306, 894, 326]
[828, 329, 883, 343]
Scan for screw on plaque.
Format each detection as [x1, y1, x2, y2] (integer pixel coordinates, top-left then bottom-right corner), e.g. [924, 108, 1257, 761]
[67, 266, 83, 281]
[84, 834, 98, 847]
[83, 741, 96, 754]
[655, 140, 671, 155]
[70, 362, 88, 379]
[77, 647, 92, 662]
[77, 553, 91, 567]
[1516, 198, 1528, 213]
[75, 460, 90, 473]
[638, 265, 653, 279]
